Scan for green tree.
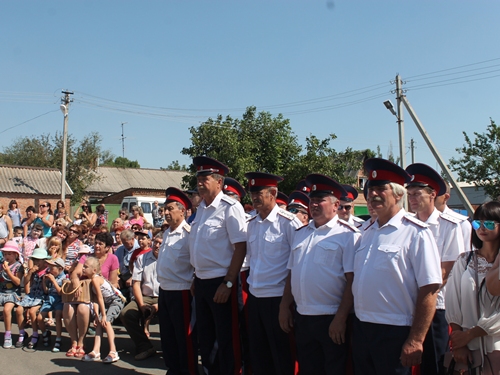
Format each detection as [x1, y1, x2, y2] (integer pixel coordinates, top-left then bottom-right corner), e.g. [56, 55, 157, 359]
[0, 131, 109, 204]
[449, 118, 500, 199]
[101, 156, 140, 168]
[181, 106, 374, 195]
[162, 160, 187, 171]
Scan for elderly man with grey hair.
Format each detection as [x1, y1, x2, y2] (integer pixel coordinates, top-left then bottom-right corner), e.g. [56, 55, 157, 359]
[114, 229, 139, 300]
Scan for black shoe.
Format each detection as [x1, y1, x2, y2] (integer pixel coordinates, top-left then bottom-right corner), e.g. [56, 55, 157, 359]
[27, 337, 38, 349]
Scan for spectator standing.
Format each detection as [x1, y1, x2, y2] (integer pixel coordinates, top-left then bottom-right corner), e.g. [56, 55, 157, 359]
[7, 200, 22, 228]
[0, 203, 13, 248]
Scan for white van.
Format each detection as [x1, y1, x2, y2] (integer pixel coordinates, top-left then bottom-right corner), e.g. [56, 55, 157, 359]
[120, 196, 162, 225]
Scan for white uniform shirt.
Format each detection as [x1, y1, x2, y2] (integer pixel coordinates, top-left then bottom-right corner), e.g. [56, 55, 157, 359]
[424, 208, 465, 309]
[352, 208, 442, 326]
[189, 191, 247, 279]
[288, 216, 361, 315]
[132, 250, 159, 297]
[348, 215, 365, 228]
[444, 205, 472, 253]
[247, 205, 302, 298]
[157, 220, 193, 291]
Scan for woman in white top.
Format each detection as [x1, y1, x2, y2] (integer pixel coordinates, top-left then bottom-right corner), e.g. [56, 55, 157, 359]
[446, 201, 500, 375]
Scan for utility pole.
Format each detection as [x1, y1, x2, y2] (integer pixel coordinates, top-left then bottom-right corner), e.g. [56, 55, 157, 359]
[395, 75, 406, 168]
[410, 138, 415, 164]
[121, 122, 128, 158]
[60, 90, 73, 203]
[400, 95, 474, 216]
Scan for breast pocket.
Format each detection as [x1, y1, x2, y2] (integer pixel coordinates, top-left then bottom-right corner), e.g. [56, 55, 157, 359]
[203, 219, 224, 239]
[373, 244, 401, 271]
[313, 243, 339, 267]
[264, 234, 284, 258]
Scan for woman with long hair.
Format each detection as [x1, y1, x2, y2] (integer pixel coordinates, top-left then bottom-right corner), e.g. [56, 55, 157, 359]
[73, 201, 97, 227]
[33, 201, 54, 238]
[7, 200, 22, 228]
[446, 201, 500, 375]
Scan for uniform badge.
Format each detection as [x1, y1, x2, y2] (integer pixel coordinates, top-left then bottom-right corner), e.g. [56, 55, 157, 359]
[372, 171, 377, 178]
[312, 184, 317, 191]
[251, 179, 255, 186]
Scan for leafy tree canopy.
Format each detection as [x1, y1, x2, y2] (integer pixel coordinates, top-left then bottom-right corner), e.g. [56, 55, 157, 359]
[0, 131, 110, 204]
[102, 156, 140, 168]
[181, 106, 373, 195]
[449, 118, 500, 199]
[162, 160, 187, 171]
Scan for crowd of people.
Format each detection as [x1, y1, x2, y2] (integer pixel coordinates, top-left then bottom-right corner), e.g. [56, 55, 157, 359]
[0, 155, 499, 375]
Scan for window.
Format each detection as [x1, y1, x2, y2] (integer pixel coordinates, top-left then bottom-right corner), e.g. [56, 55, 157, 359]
[141, 202, 151, 214]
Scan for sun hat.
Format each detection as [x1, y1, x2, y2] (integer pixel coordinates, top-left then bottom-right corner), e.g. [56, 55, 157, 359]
[46, 257, 65, 268]
[1, 240, 21, 255]
[30, 247, 50, 260]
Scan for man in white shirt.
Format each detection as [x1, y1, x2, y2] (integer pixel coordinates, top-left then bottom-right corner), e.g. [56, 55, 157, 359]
[280, 174, 361, 375]
[405, 163, 465, 375]
[188, 156, 247, 375]
[338, 184, 364, 228]
[352, 158, 442, 375]
[245, 172, 302, 375]
[157, 187, 197, 375]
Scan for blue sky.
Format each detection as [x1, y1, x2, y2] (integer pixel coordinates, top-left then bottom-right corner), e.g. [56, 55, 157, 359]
[1, 1, 499, 176]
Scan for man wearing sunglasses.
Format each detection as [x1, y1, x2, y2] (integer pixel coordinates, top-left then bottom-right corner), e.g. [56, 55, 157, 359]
[405, 163, 466, 375]
[338, 185, 365, 229]
[352, 158, 442, 375]
[286, 190, 310, 226]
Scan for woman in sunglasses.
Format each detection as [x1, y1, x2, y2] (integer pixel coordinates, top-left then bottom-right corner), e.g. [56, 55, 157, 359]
[446, 201, 500, 375]
[73, 201, 97, 227]
[32, 202, 54, 238]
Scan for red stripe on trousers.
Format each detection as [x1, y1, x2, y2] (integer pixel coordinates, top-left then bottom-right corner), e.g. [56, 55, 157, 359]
[182, 290, 197, 375]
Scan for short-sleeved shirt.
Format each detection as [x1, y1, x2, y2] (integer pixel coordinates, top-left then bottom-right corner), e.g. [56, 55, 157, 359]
[352, 208, 442, 327]
[46, 271, 67, 297]
[157, 220, 193, 291]
[289, 216, 361, 315]
[132, 251, 159, 297]
[189, 191, 247, 279]
[65, 239, 82, 267]
[247, 205, 301, 297]
[114, 240, 140, 275]
[424, 208, 465, 309]
[79, 253, 119, 281]
[444, 206, 472, 253]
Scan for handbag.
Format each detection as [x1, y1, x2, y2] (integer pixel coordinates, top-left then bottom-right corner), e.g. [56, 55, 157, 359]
[444, 349, 482, 375]
[61, 279, 92, 303]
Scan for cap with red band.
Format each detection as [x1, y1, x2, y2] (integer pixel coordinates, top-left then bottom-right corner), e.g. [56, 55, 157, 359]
[295, 179, 311, 193]
[276, 192, 289, 206]
[223, 177, 246, 199]
[341, 184, 358, 202]
[245, 172, 284, 192]
[165, 187, 192, 210]
[193, 156, 229, 176]
[287, 190, 310, 210]
[305, 174, 346, 199]
[405, 163, 447, 196]
[364, 158, 411, 187]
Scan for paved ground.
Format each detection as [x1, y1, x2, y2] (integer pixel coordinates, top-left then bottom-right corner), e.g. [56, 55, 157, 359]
[0, 315, 171, 375]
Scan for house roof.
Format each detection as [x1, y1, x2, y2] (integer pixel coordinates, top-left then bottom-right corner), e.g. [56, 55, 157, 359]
[86, 166, 187, 194]
[0, 165, 73, 195]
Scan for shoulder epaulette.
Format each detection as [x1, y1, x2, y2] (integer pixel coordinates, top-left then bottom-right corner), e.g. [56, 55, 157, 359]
[338, 219, 361, 233]
[247, 215, 257, 223]
[403, 214, 428, 228]
[446, 210, 469, 222]
[221, 195, 237, 205]
[352, 216, 365, 223]
[296, 224, 308, 231]
[439, 212, 462, 225]
[277, 208, 295, 221]
[183, 223, 191, 233]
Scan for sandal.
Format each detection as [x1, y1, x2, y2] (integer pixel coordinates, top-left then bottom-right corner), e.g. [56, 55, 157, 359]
[27, 337, 38, 349]
[74, 346, 85, 358]
[102, 351, 120, 364]
[66, 346, 77, 357]
[52, 339, 62, 353]
[82, 351, 101, 362]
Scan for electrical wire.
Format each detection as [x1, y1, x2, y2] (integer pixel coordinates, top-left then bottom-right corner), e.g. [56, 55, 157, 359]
[0, 109, 60, 135]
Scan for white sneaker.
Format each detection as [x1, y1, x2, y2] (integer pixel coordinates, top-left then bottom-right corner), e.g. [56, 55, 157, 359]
[3, 337, 12, 349]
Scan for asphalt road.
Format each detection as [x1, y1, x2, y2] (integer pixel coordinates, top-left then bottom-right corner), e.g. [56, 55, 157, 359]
[0, 316, 170, 375]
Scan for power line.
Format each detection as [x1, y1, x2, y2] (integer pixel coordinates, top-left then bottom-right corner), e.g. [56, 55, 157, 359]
[0, 109, 60, 135]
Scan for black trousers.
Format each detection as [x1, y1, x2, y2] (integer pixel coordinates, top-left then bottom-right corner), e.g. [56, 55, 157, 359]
[421, 309, 449, 375]
[158, 288, 198, 375]
[294, 312, 348, 375]
[247, 293, 295, 375]
[195, 276, 241, 375]
[352, 316, 411, 375]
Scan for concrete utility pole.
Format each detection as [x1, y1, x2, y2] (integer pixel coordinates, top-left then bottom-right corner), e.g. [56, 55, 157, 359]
[410, 138, 415, 164]
[400, 95, 474, 216]
[121, 122, 128, 158]
[60, 90, 73, 203]
[395, 75, 406, 169]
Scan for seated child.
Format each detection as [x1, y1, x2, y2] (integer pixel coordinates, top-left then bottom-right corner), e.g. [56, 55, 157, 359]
[38, 257, 67, 352]
[15, 248, 50, 349]
[0, 241, 24, 348]
[81, 257, 125, 363]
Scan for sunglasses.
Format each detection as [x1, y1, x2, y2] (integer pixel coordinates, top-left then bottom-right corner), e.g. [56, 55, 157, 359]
[70, 229, 80, 234]
[338, 205, 352, 211]
[472, 220, 498, 231]
[288, 207, 307, 215]
[39, 204, 47, 208]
